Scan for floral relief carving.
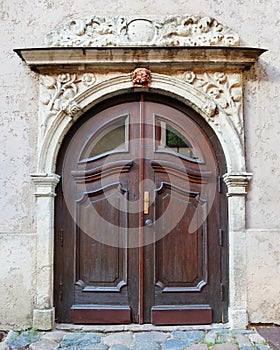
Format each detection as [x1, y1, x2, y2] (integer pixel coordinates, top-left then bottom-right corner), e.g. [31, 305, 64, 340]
[40, 72, 96, 131]
[182, 71, 243, 134]
[45, 15, 239, 47]
[40, 73, 96, 136]
[61, 99, 82, 118]
[202, 100, 218, 120]
[82, 73, 96, 87]
[183, 71, 242, 114]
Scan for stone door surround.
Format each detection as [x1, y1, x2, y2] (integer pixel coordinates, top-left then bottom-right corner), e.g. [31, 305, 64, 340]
[14, 15, 266, 330]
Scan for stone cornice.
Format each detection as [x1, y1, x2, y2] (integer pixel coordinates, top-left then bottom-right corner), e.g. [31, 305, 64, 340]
[14, 46, 266, 73]
[14, 15, 266, 74]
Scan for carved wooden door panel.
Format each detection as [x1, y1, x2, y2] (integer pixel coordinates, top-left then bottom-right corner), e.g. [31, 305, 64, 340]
[141, 102, 224, 324]
[55, 96, 227, 325]
[55, 102, 141, 324]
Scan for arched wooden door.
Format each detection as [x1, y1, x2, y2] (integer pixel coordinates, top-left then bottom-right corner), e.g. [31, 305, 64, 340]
[54, 94, 228, 325]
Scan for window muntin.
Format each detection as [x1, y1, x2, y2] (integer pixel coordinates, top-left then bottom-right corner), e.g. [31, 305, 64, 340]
[155, 118, 199, 160]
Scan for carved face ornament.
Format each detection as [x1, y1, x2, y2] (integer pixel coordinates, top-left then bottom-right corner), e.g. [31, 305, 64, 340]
[132, 68, 152, 87]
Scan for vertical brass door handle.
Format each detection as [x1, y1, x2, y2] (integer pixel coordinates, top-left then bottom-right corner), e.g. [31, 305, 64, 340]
[144, 191, 149, 214]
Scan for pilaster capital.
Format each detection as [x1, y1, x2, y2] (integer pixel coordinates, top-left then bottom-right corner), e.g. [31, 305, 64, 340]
[30, 173, 61, 197]
[223, 172, 253, 197]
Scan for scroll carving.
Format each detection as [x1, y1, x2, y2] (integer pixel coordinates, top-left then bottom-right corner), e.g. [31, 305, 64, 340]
[40, 72, 96, 131]
[41, 73, 95, 117]
[182, 71, 243, 134]
[45, 15, 240, 47]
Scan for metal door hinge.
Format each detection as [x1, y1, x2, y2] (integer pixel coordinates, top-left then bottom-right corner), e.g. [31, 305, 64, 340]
[60, 229, 64, 247]
[219, 228, 224, 246]
[220, 283, 225, 301]
[59, 282, 63, 301]
[218, 176, 222, 193]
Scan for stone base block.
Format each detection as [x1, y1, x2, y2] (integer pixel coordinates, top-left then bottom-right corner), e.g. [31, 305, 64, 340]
[33, 308, 54, 330]
[229, 309, 248, 329]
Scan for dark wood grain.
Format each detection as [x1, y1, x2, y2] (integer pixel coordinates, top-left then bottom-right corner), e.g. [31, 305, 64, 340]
[152, 305, 212, 325]
[71, 305, 131, 324]
[54, 93, 228, 324]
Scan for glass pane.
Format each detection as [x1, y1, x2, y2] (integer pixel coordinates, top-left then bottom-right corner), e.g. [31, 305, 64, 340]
[82, 116, 128, 160]
[156, 119, 198, 159]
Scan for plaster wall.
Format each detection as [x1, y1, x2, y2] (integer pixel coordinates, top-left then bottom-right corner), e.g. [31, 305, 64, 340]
[246, 230, 280, 324]
[0, 0, 279, 328]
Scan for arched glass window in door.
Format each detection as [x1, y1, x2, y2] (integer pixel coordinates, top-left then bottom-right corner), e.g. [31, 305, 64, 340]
[155, 117, 200, 161]
[79, 115, 129, 162]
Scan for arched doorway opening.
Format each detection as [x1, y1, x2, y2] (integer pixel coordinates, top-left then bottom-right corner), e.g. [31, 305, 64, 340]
[15, 14, 265, 330]
[54, 92, 228, 325]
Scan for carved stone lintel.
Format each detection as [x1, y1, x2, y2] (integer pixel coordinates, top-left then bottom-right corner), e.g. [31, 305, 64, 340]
[223, 172, 253, 197]
[45, 15, 240, 47]
[132, 68, 152, 87]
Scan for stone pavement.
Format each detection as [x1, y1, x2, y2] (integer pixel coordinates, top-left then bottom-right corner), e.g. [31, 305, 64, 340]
[0, 326, 275, 350]
[256, 327, 280, 350]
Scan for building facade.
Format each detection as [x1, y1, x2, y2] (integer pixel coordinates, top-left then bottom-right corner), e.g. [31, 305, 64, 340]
[0, 0, 279, 330]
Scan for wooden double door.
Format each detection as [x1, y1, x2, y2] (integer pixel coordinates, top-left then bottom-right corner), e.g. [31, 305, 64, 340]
[55, 95, 228, 325]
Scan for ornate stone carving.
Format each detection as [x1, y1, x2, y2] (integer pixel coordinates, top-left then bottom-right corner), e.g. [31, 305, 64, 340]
[62, 99, 82, 118]
[202, 100, 218, 119]
[40, 72, 96, 131]
[182, 71, 243, 134]
[132, 68, 151, 87]
[45, 15, 239, 47]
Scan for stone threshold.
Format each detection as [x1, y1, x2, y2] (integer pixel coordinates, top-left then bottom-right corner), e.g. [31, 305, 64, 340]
[56, 323, 231, 333]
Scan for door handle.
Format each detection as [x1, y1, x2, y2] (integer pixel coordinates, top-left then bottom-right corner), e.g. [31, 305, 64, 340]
[144, 191, 149, 214]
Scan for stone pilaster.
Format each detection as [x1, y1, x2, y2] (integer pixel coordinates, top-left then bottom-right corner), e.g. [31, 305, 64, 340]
[223, 172, 252, 328]
[31, 173, 60, 330]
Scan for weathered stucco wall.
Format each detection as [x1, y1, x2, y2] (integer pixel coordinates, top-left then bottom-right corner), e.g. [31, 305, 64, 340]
[0, 0, 279, 328]
[0, 235, 36, 329]
[246, 229, 280, 324]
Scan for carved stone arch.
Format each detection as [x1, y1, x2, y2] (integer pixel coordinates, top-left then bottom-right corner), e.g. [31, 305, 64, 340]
[38, 73, 245, 174]
[15, 14, 266, 330]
